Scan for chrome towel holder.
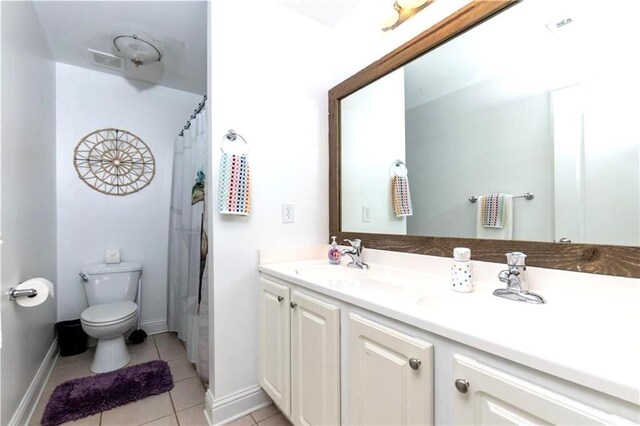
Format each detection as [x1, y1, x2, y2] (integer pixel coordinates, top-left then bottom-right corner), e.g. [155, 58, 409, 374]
[468, 192, 534, 203]
[390, 159, 408, 177]
[221, 129, 248, 153]
[224, 129, 248, 144]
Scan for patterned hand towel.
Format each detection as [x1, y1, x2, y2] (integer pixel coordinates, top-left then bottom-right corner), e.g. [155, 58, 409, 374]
[476, 194, 513, 240]
[217, 152, 251, 216]
[480, 193, 507, 228]
[392, 175, 413, 217]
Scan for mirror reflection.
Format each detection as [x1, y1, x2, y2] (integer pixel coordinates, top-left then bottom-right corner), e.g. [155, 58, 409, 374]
[341, 0, 640, 245]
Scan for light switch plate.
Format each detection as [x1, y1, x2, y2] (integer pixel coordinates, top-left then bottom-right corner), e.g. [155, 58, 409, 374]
[282, 203, 295, 223]
[362, 206, 371, 222]
[105, 247, 121, 264]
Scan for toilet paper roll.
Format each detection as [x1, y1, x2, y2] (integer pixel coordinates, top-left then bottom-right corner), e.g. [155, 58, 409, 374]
[14, 278, 54, 307]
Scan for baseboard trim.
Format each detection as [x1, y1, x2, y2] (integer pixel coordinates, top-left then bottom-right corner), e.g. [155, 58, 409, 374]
[206, 386, 272, 425]
[140, 318, 168, 335]
[205, 391, 215, 426]
[12, 337, 59, 426]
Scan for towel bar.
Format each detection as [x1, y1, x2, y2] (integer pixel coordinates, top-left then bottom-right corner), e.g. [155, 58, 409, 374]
[469, 192, 534, 203]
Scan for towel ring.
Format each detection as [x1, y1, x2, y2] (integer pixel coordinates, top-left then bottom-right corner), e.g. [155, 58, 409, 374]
[390, 159, 408, 177]
[221, 129, 249, 154]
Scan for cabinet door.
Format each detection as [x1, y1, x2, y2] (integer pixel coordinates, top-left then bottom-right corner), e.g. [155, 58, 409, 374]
[348, 314, 434, 426]
[290, 290, 340, 426]
[259, 277, 291, 416]
[453, 355, 634, 425]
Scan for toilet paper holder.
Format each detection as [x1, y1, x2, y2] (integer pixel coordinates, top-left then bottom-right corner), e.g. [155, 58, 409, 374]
[8, 287, 38, 301]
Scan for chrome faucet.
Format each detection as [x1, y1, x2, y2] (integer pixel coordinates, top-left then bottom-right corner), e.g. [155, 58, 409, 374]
[494, 252, 545, 304]
[341, 239, 369, 270]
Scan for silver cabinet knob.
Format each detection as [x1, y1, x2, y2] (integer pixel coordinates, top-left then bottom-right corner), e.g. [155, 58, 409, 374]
[455, 379, 469, 393]
[290, 302, 297, 309]
[409, 358, 421, 370]
[277, 296, 284, 302]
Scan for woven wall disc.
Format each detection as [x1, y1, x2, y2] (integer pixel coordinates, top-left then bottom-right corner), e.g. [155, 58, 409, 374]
[74, 128, 155, 196]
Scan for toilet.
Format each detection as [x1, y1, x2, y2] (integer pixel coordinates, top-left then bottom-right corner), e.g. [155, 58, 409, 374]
[79, 262, 141, 373]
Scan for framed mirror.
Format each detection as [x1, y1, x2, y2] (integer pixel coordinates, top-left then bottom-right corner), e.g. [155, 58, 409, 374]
[329, 0, 640, 277]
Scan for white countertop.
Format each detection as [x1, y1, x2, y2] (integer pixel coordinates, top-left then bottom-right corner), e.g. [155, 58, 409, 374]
[258, 246, 640, 406]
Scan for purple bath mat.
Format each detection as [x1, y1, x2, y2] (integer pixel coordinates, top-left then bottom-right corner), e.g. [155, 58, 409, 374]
[41, 360, 174, 426]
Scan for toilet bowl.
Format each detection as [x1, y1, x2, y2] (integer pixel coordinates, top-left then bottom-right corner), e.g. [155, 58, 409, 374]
[81, 300, 137, 373]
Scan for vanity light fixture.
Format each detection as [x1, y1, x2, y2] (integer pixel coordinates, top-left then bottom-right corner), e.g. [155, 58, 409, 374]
[382, 0, 432, 32]
[113, 33, 162, 68]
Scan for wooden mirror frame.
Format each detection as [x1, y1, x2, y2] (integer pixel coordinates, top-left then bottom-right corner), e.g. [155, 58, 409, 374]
[329, 0, 640, 278]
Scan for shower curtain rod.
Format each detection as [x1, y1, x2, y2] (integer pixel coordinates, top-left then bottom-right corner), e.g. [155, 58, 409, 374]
[178, 95, 207, 136]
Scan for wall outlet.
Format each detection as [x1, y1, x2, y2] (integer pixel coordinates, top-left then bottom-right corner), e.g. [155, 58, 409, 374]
[362, 205, 371, 223]
[282, 203, 295, 223]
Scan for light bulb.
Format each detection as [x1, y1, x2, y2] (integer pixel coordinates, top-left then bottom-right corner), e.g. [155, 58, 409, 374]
[397, 0, 428, 9]
[380, 8, 400, 29]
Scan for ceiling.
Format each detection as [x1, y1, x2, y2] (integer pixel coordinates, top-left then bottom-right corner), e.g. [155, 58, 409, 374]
[33, 1, 207, 95]
[276, 0, 361, 27]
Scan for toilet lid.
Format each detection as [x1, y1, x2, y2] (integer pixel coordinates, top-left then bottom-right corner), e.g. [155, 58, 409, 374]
[81, 301, 137, 324]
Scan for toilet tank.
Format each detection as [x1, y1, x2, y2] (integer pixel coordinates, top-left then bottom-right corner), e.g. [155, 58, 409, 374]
[81, 262, 142, 306]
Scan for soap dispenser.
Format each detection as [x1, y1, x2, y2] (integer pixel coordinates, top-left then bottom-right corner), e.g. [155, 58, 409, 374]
[328, 236, 341, 265]
[451, 247, 473, 292]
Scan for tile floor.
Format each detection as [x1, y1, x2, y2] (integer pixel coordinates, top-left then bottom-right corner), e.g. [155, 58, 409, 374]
[31, 332, 208, 426]
[30, 332, 288, 426]
[226, 404, 290, 426]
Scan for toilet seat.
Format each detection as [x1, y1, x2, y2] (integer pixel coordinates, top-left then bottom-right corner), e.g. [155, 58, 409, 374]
[81, 301, 137, 327]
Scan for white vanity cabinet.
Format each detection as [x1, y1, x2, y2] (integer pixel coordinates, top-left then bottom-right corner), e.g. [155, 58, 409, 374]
[259, 269, 639, 426]
[348, 314, 434, 425]
[259, 277, 291, 416]
[290, 289, 340, 426]
[453, 355, 635, 425]
[259, 276, 340, 425]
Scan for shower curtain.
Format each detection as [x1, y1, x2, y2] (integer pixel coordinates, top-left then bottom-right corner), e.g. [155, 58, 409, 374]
[167, 109, 209, 383]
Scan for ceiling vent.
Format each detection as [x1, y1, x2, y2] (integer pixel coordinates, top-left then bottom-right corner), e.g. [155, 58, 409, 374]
[88, 49, 125, 71]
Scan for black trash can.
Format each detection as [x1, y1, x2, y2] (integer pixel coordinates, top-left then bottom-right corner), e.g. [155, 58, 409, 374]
[55, 319, 88, 357]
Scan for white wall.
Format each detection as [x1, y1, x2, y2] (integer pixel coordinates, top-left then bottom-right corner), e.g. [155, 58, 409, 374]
[405, 76, 554, 241]
[553, 81, 640, 246]
[56, 63, 201, 328]
[208, 0, 335, 412]
[207, 0, 476, 421]
[0, 2, 57, 423]
[341, 68, 406, 234]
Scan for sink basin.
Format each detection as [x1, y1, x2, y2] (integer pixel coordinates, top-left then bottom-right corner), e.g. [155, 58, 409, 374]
[294, 264, 366, 280]
[294, 264, 423, 296]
